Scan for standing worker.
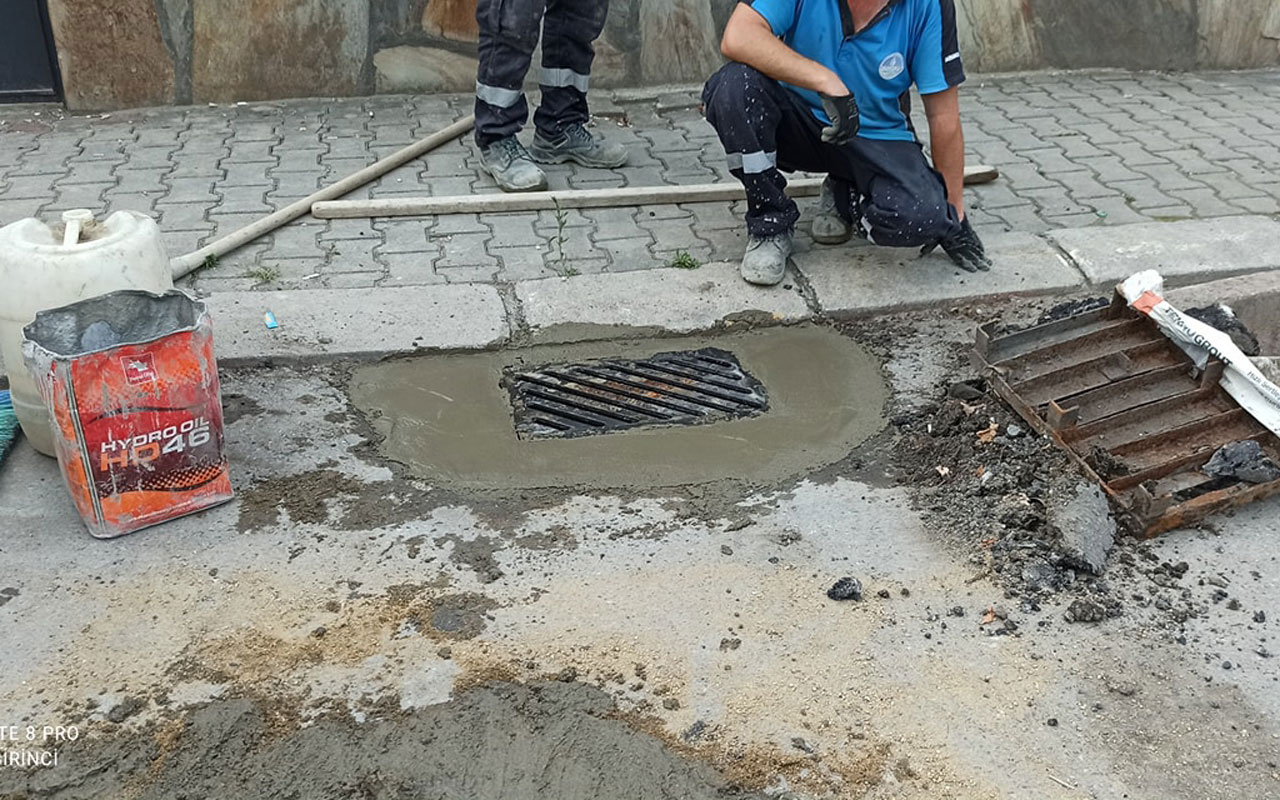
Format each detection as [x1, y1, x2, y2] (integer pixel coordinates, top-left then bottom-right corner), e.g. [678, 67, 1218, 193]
[475, 0, 628, 192]
[703, 0, 992, 285]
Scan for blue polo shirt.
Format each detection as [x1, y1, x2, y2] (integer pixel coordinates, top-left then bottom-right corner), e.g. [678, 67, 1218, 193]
[747, 0, 966, 141]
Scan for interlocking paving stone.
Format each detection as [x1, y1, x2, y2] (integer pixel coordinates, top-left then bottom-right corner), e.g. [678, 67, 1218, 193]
[4, 71, 1280, 291]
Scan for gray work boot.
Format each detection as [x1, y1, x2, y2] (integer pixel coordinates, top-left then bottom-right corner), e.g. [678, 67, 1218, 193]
[811, 176, 853, 245]
[530, 122, 629, 168]
[480, 136, 548, 192]
[740, 231, 793, 286]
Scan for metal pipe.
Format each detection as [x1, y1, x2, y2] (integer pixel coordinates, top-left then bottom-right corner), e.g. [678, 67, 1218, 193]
[311, 164, 999, 219]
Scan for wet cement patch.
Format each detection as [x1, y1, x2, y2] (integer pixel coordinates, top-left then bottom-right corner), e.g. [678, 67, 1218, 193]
[349, 325, 888, 491]
[426, 592, 499, 639]
[220, 392, 265, 425]
[236, 468, 445, 534]
[0, 683, 765, 800]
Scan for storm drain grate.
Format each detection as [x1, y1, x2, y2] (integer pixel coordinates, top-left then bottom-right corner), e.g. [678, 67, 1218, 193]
[505, 347, 768, 439]
[974, 291, 1280, 536]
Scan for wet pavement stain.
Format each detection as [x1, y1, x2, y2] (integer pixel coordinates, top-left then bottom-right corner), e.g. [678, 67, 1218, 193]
[220, 393, 265, 425]
[436, 534, 506, 584]
[235, 469, 446, 534]
[426, 592, 498, 640]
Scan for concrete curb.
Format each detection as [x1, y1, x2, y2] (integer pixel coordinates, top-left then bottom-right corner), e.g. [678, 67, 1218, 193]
[1166, 270, 1280, 309]
[1049, 215, 1280, 286]
[514, 259, 812, 342]
[796, 231, 1083, 317]
[206, 284, 509, 366]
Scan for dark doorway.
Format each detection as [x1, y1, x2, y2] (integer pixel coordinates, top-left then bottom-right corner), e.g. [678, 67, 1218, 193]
[0, 0, 62, 102]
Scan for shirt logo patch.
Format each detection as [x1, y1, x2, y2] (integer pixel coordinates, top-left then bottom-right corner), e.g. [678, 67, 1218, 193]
[879, 52, 905, 81]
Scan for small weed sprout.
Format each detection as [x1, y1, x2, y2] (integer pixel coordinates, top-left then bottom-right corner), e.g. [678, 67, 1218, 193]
[243, 265, 280, 284]
[668, 250, 701, 270]
[551, 198, 572, 274]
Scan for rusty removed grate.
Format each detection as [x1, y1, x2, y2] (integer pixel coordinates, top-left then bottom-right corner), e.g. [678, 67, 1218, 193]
[974, 293, 1280, 536]
[505, 347, 768, 439]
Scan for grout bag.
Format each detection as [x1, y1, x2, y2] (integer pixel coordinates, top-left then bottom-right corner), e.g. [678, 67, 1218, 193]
[22, 290, 232, 538]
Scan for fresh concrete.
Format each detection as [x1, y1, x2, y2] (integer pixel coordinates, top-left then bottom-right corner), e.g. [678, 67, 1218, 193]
[1050, 216, 1280, 286]
[348, 325, 887, 491]
[207, 284, 509, 365]
[798, 232, 1084, 317]
[515, 260, 811, 340]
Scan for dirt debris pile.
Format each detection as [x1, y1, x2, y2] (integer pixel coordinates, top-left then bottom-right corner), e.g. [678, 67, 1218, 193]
[889, 381, 1231, 631]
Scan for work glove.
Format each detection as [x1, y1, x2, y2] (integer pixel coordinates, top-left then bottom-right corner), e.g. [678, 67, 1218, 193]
[922, 216, 992, 272]
[819, 92, 860, 145]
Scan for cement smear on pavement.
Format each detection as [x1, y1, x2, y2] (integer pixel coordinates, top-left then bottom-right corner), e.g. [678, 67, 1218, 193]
[9, 683, 763, 800]
[349, 325, 888, 491]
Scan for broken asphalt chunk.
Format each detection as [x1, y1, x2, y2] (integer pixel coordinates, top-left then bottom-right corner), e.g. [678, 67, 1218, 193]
[827, 577, 863, 602]
[1204, 441, 1280, 485]
[1064, 598, 1107, 624]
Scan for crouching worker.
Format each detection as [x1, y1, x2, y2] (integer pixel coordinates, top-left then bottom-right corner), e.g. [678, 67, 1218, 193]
[703, 0, 991, 285]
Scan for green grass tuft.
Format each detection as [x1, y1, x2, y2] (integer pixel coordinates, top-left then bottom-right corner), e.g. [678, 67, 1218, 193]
[243, 266, 281, 284]
[668, 250, 702, 270]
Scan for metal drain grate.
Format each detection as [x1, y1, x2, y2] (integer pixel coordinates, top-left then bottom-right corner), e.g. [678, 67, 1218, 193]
[505, 347, 768, 439]
[974, 291, 1280, 536]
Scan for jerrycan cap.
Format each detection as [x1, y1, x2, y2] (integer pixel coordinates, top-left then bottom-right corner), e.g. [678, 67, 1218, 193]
[61, 209, 96, 247]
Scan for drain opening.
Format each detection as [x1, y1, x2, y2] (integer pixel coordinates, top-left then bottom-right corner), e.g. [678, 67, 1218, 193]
[505, 347, 769, 439]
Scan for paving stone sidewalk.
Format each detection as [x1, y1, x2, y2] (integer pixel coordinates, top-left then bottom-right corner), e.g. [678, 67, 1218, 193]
[2, 69, 1280, 295]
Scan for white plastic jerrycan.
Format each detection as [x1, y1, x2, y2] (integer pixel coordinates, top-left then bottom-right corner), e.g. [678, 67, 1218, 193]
[0, 209, 173, 456]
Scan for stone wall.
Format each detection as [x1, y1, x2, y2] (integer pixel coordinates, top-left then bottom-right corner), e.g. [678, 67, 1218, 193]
[954, 0, 1280, 73]
[46, 0, 1280, 111]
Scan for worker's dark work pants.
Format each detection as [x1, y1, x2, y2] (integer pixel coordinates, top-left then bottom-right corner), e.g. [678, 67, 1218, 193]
[475, 0, 609, 147]
[702, 63, 962, 244]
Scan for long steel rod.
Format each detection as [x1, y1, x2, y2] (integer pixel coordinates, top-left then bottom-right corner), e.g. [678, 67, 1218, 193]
[313, 164, 1000, 219]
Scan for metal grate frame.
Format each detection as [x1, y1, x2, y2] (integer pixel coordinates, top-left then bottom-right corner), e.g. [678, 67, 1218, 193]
[974, 292, 1280, 536]
[504, 347, 768, 439]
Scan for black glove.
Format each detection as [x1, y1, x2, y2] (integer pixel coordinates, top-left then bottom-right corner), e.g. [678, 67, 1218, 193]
[922, 216, 992, 272]
[819, 92, 860, 145]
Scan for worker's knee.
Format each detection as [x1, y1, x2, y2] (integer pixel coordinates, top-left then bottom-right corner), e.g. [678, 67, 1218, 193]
[702, 63, 774, 127]
[480, 0, 543, 49]
[863, 198, 958, 248]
